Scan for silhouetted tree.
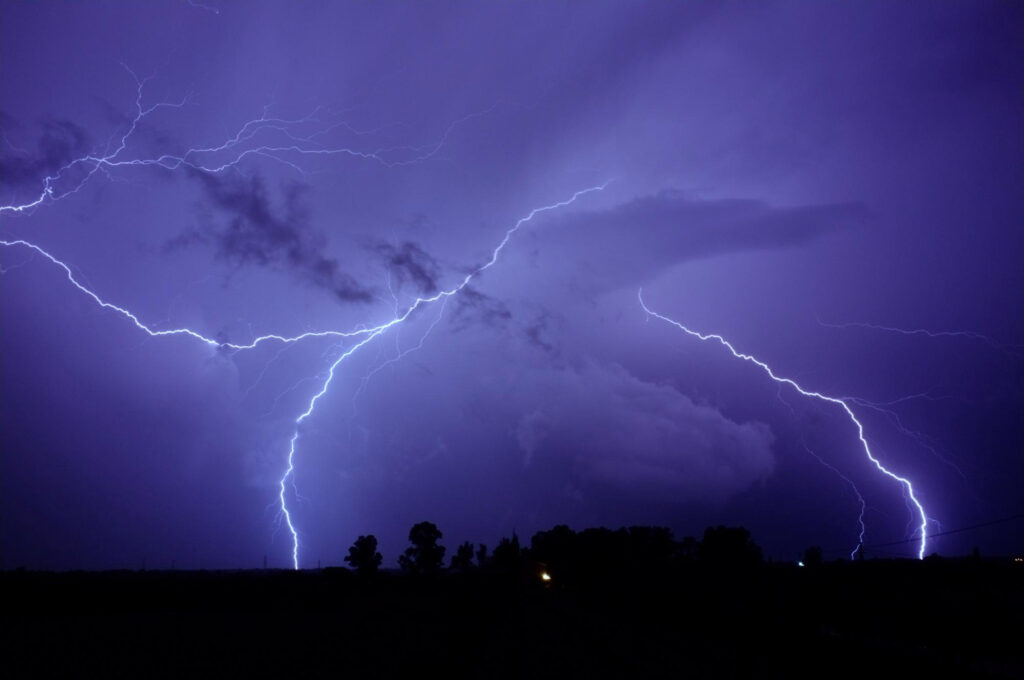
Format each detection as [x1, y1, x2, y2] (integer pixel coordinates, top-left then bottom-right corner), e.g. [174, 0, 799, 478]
[450, 541, 475, 571]
[697, 526, 763, 568]
[576, 527, 630, 577]
[627, 526, 675, 572]
[475, 543, 488, 568]
[491, 532, 521, 571]
[345, 535, 382, 575]
[677, 535, 699, 564]
[802, 545, 823, 568]
[530, 525, 577, 577]
[398, 521, 446, 574]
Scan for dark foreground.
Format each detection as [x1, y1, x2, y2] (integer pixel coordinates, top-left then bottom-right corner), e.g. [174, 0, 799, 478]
[3, 560, 1022, 678]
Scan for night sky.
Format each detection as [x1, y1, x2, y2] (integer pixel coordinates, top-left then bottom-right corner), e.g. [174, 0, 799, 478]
[2, 1, 1021, 570]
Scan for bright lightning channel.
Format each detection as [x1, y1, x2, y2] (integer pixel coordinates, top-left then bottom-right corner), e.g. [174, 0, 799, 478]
[276, 183, 609, 568]
[1, 63, 610, 569]
[638, 289, 928, 559]
[1, 184, 609, 569]
[841, 393, 968, 482]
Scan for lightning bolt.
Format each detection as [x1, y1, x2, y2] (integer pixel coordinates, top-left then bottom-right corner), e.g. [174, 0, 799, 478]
[352, 296, 449, 409]
[4, 64, 612, 570]
[801, 443, 867, 559]
[842, 394, 969, 482]
[817, 318, 1020, 356]
[275, 184, 609, 568]
[1, 182, 608, 568]
[1, 66, 493, 217]
[638, 289, 929, 559]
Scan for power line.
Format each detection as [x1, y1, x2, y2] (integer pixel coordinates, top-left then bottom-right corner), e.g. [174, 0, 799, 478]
[866, 512, 1024, 549]
[822, 512, 1024, 556]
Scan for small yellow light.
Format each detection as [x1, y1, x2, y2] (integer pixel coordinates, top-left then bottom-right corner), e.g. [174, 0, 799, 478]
[540, 571, 552, 581]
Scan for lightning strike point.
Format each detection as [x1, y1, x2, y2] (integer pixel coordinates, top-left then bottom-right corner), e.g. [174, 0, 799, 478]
[638, 289, 928, 559]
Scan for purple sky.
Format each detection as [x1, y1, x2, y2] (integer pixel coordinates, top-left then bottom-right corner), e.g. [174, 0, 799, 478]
[1, 1, 1021, 569]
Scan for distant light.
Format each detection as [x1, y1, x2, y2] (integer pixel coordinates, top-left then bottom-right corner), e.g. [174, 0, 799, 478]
[540, 571, 552, 581]
[1014, 557, 1023, 563]
[797, 561, 805, 567]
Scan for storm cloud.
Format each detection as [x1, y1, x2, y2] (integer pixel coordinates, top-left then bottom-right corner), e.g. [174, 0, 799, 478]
[0, 114, 92, 191]
[2, 1, 1020, 570]
[170, 171, 373, 303]
[529, 191, 867, 293]
[513, 361, 776, 503]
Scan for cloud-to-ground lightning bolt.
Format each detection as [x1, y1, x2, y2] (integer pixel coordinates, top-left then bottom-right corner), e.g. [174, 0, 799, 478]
[2, 183, 608, 568]
[638, 289, 929, 559]
[801, 443, 867, 559]
[275, 183, 609, 568]
[352, 297, 449, 409]
[1, 61, 609, 568]
[841, 393, 969, 482]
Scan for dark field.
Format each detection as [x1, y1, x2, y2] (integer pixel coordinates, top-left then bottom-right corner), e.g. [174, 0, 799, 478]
[3, 559, 1022, 679]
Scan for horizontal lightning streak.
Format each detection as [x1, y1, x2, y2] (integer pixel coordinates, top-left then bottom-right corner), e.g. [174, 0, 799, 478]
[1, 69, 495, 216]
[2, 182, 608, 570]
[638, 289, 928, 559]
[817, 318, 1020, 355]
[1, 63, 612, 572]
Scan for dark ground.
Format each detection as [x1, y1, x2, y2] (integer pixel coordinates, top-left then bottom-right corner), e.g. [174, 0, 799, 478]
[2, 559, 1022, 678]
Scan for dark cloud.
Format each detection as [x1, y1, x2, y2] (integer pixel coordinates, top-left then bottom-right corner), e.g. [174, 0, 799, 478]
[0, 115, 91, 189]
[4, 0, 1021, 569]
[372, 240, 440, 295]
[170, 171, 373, 303]
[581, 190, 865, 256]
[531, 190, 868, 293]
[513, 361, 776, 502]
[523, 309, 557, 355]
[449, 285, 512, 331]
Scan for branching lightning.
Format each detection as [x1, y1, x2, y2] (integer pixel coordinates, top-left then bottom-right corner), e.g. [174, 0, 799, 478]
[273, 183, 608, 568]
[842, 393, 969, 482]
[1, 66, 493, 217]
[352, 297, 449, 409]
[801, 443, 867, 558]
[817, 318, 1021, 356]
[2, 64, 609, 568]
[2, 177, 607, 568]
[638, 289, 929, 559]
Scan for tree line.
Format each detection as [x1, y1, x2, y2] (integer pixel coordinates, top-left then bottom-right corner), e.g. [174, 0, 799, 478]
[344, 521, 766, 579]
